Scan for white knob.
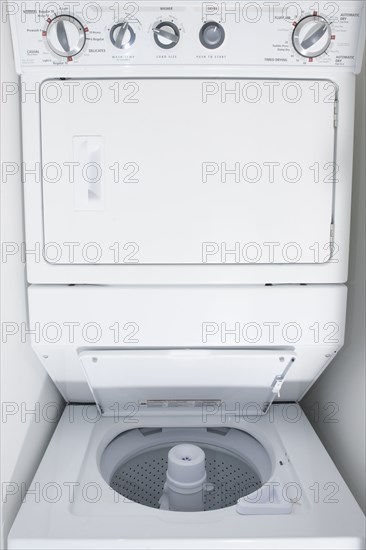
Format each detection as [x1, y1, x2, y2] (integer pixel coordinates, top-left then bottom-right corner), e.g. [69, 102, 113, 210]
[47, 15, 86, 58]
[110, 22, 136, 50]
[293, 15, 332, 58]
[153, 21, 180, 49]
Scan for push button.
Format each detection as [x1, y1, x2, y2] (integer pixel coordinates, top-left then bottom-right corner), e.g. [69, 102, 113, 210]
[200, 22, 225, 49]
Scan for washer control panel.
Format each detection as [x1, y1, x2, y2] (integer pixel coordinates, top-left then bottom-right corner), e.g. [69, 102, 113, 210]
[9, 1, 365, 71]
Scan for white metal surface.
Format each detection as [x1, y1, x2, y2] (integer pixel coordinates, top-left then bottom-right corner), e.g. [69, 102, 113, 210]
[7, 0, 365, 283]
[7, 404, 366, 549]
[40, 78, 336, 266]
[17, 69, 357, 284]
[28, 284, 347, 403]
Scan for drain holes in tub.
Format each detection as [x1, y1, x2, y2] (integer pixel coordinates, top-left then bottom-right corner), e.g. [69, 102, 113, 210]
[110, 445, 262, 511]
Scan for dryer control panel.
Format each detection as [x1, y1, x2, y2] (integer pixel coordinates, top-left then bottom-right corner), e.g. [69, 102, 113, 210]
[8, 0, 365, 72]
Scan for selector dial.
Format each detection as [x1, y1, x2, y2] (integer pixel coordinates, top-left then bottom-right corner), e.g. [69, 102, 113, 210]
[200, 22, 225, 49]
[110, 22, 136, 49]
[46, 15, 86, 57]
[153, 21, 180, 49]
[292, 15, 332, 58]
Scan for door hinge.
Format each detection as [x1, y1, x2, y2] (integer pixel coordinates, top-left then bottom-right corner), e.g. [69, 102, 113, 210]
[330, 223, 335, 243]
[262, 375, 285, 414]
[334, 101, 339, 128]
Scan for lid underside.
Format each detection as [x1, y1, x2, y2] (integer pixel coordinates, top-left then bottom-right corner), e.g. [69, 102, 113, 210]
[80, 349, 296, 415]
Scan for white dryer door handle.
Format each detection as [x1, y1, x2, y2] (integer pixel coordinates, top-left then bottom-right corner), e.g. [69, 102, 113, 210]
[73, 135, 104, 211]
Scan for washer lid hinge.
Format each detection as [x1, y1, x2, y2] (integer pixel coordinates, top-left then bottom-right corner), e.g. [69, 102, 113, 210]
[262, 356, 295, 414]
[271, 376, 285, 398]
[262, 376, 285, 414]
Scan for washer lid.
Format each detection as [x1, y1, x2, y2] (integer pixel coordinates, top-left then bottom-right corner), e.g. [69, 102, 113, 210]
[79, 349, 296, 416]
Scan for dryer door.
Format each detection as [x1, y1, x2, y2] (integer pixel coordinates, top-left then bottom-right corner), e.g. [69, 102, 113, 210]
[41, 78, 337, 265]
[79, 349, 296, 416]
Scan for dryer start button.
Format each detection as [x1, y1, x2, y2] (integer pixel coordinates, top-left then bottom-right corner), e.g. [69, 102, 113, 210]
[200, 22, 225, 49]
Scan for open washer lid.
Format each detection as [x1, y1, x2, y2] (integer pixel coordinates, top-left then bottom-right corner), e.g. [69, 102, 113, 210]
[79, 349, 296, 416]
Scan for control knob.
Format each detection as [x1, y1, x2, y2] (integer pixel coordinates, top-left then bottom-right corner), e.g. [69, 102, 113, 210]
[292, 15, 332, 58]
[46, 15, 86, 58]
[110, 22, 136, 49]
[153, 21, 180, 49]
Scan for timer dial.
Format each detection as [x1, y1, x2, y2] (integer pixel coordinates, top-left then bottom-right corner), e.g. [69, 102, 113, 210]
[46, 15, 86, 58]
[293, 15, 332, 58]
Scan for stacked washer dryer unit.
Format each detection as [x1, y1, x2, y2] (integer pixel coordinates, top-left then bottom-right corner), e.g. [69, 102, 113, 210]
[8, 0, 366, 548]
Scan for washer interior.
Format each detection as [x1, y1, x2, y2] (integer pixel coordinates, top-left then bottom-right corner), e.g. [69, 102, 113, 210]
[100, 427, 273, 512]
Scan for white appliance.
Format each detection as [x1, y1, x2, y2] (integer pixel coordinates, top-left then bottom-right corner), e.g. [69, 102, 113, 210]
[8, 0, 366, 284]
[8, 1, 366, 549]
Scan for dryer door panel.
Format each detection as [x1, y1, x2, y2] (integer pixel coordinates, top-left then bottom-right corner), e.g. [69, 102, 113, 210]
[40, 79, 336, 265]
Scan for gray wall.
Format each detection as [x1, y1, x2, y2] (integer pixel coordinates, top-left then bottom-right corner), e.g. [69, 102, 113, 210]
[302, 52, 366, 514]
[0, 18, 65, 548]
